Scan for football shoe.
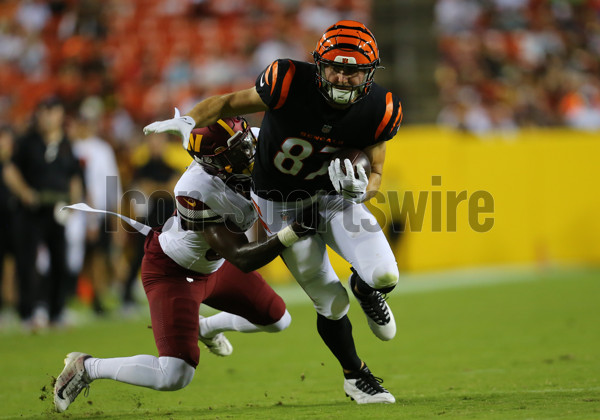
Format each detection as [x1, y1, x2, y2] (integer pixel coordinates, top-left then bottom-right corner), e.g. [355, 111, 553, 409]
[349, 268, 396, 341]
[343, 364, 395, 404]
[198, 315, 233, 356]
[54, 352, 92, 412]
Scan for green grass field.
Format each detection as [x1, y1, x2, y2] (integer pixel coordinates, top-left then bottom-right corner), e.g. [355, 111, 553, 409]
[1, 267, 599, 419]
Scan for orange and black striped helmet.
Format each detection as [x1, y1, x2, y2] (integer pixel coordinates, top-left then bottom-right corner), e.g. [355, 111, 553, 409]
[312, 20, 381, 106]
[187, 117, 256, 179]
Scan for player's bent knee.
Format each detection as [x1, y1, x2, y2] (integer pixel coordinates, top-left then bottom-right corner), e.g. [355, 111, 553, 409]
[156, 357, 195, 391]
[373, 267, 399, 290]
[260, 309, 291, 333]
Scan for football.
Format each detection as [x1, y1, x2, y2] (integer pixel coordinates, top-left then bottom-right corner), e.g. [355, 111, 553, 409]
[331, 148, 371, 178]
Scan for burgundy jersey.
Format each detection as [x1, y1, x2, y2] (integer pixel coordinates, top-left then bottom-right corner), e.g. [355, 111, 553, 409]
[253, 59, 402, 201]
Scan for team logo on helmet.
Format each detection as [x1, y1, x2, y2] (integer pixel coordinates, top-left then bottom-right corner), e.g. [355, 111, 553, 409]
[186, 117, 256, 180]
[312, 20, 382, 106]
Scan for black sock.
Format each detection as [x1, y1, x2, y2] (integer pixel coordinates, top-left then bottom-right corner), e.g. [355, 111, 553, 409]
[316, 313, 362, 372]
[351, 268, 396, 296]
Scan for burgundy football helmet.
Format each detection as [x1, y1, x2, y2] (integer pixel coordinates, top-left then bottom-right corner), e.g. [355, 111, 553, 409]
[186, 117, 256, 180]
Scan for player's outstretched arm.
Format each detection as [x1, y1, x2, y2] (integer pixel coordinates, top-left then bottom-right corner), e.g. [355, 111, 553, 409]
[143, 88, 268, 149]
[186, 87, 268, 128]
[203, 204, 318, 273]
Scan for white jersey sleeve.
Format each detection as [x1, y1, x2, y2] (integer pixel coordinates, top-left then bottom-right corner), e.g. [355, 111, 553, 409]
[174, 161, 257, 231]
[158, 161, 257, 274]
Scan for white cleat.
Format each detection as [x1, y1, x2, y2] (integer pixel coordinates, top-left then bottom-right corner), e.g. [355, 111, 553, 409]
[54, 352, 92, 412]
[343, 364, 396, 404]
[349, 270, 396, 341]
[198, 316, 233, 356]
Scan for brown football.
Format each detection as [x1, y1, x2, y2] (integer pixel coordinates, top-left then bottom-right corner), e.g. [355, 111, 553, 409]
[331, 148, 371, 178]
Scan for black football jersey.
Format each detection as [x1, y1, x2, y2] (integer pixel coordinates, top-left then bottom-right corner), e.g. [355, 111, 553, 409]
[253, 59, 402, 201]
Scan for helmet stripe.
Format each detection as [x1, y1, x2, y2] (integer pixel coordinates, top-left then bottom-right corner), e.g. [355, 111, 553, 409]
[319, 37, 378, 63]
[322, 31, 376, 46]
[318, 20, 379, 63]
[313, 20, 380, 105]
[321, 42, 376, 63]
[217, 119, 236, 137]
[329, 23, 374, 37]
[194, 134, 203, 152]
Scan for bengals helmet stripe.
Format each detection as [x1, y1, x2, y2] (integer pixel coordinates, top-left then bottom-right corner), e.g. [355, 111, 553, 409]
[313, 20, 381, 106]
[274, 61, 296, 110]
[217, 119, 236, 137]
[375, 92, 394, 140]
[316, 21, 379, 66]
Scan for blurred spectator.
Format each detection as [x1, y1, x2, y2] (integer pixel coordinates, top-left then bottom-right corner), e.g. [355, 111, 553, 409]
[3, 97, 83, 329]
[251, 9, 308, 74]
[1, 0, 368, 129]
[434, 0, 482, 35]
[434, 0, 600, 133]
[559, 73, 600, 130]
[0, 125, 18, 320]
[298, 0, 343, 33]
[66, 96, 123, 315]
[15, 0, 50, 35]
[121, 133, 179, 313]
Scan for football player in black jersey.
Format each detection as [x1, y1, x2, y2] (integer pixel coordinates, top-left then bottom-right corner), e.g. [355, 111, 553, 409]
[144, 20, 402, 404]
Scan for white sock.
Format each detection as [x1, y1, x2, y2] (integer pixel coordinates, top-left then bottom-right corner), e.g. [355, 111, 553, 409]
[84, 355, 194, 391]
[200, 310, 291, 338]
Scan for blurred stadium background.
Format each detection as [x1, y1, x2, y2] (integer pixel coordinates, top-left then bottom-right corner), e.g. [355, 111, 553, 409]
[1, 0, 599, 327]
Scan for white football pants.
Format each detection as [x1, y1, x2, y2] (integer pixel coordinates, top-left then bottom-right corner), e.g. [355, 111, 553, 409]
[251, 192, 398, 320]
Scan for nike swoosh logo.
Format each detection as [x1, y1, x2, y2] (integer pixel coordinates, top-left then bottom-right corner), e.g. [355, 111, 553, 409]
[57, 377, 73, 399]
[259, 74, 265, 87]
[183, 198, 197, 207]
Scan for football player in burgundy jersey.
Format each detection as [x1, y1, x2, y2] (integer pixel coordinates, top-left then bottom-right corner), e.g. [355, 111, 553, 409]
[144, 21, 402, 404]
[53, 117, 317, 413]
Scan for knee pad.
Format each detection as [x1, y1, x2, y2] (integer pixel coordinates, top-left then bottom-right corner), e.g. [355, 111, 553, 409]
[157, 357, 195, 391]
[259, 309, 291, 333]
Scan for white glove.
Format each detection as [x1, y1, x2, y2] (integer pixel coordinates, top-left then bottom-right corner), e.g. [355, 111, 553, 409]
[143, 107, 196, 149]
[328, 158, 369, 203]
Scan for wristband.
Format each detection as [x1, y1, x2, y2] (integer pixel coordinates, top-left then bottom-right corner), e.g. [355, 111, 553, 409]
[277, 225, 300, 247]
